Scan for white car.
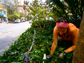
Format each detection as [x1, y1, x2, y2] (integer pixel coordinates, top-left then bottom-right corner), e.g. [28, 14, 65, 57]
[14, 19, 20, 23]
[22, 19, 25, 22]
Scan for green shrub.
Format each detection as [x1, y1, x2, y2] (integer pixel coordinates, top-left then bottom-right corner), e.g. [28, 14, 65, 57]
[0, 20, 73, 63]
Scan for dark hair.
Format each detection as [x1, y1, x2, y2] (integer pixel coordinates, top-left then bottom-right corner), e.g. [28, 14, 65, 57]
[57, 17, 69, 23]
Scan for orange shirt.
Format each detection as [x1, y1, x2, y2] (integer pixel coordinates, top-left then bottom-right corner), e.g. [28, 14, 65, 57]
[54, 23, 79, 41]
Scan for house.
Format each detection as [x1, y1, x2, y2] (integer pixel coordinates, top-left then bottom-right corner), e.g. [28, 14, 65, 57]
[0, 4, 7, 23]
[18, 0, 28, 15]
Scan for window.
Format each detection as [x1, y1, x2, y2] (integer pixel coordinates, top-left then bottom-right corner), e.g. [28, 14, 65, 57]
[4, 11, 6, 15]
[0, 10, 2, 14]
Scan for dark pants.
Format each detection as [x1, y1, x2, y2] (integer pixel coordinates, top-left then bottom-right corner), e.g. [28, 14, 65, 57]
[58, 36, 73, 48]
[56, 37, 73, 63]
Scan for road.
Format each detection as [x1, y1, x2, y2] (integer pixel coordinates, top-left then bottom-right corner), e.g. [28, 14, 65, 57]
[0, 21, 31, 56]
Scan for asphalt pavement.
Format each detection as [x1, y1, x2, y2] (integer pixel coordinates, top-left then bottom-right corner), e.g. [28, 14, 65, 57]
[0, 21, 31, 56]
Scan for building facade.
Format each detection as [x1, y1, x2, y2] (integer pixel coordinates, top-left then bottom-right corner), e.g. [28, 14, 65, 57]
[0, 4, 7, 23]
[18, 0, 28, 15]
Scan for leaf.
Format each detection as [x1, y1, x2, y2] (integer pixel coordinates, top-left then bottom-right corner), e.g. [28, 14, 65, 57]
[18, 56, 23, 61]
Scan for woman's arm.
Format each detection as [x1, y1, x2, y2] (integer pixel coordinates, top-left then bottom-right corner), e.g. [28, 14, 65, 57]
[50, 27, 58, 55]
[64, 29, 78, 53]
[64, 45, 76, 53]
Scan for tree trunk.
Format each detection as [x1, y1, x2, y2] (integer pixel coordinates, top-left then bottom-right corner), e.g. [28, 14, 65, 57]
[72, 11, 84, 63]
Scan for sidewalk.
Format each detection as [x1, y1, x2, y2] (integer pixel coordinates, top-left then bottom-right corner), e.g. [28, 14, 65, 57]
[0, 22, 8, 25]
[0, 22, 14, 25]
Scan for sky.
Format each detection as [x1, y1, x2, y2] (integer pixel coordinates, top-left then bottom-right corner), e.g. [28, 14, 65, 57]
[0, 0, 46, 5]
[20, 0, 46, 5]
[1, 0, 14, 5]
[28, 0, 46, 3]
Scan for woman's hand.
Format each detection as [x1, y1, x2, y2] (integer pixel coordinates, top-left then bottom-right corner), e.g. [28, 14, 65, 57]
[59, 52, 66, 59]
[46, 55, 52, 60]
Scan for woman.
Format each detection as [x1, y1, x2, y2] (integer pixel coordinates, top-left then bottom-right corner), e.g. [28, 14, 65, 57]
[47, 17, 79, 59]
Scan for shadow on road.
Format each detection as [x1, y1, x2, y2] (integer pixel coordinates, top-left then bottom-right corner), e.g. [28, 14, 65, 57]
[0, 36, 18, 56]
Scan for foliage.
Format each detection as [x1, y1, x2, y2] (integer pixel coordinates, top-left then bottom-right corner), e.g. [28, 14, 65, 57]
[8, 12, 25, 20]
[2, 0, 19, 14]
[24, 0, 53, 21]
[13, 13, 20, 19]
[49, 0, 84, 28]
[2, 0, 20, 21]
[7, 14, 14, 20]
[64, 0, 83, 28]
[0, 20, 73, 63]
[25, 15, 32, 20]
[19, 12, 25, 18]
[48, 0, 68, 21]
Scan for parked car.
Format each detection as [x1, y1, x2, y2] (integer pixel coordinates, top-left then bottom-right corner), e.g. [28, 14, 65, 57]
[14, 19, 20, 23]
[22, 19, 25, 22]
[29, 20, 32, 23]
[0, 21, 1, 23]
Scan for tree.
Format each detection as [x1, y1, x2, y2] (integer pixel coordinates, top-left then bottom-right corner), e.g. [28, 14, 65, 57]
[25, 15, 32, 20]
[49, 0, 84, 27]
[72, 11, 84, 63]
[2, 0, 19, 14]
[13, 13, 20, 19]
[7, 13, 21, 20]
[7, 14, 14, 20]
[24, 0, 52, 21]
[2, 0, 24, 21]
[47, 0, 68, 22]
[64, 0, 83, 28]
[19, 12, 25, 18]
[24, 0, 42, 20]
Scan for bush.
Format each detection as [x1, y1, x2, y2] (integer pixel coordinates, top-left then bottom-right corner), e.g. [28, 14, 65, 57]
[0, 20, 73, 63]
